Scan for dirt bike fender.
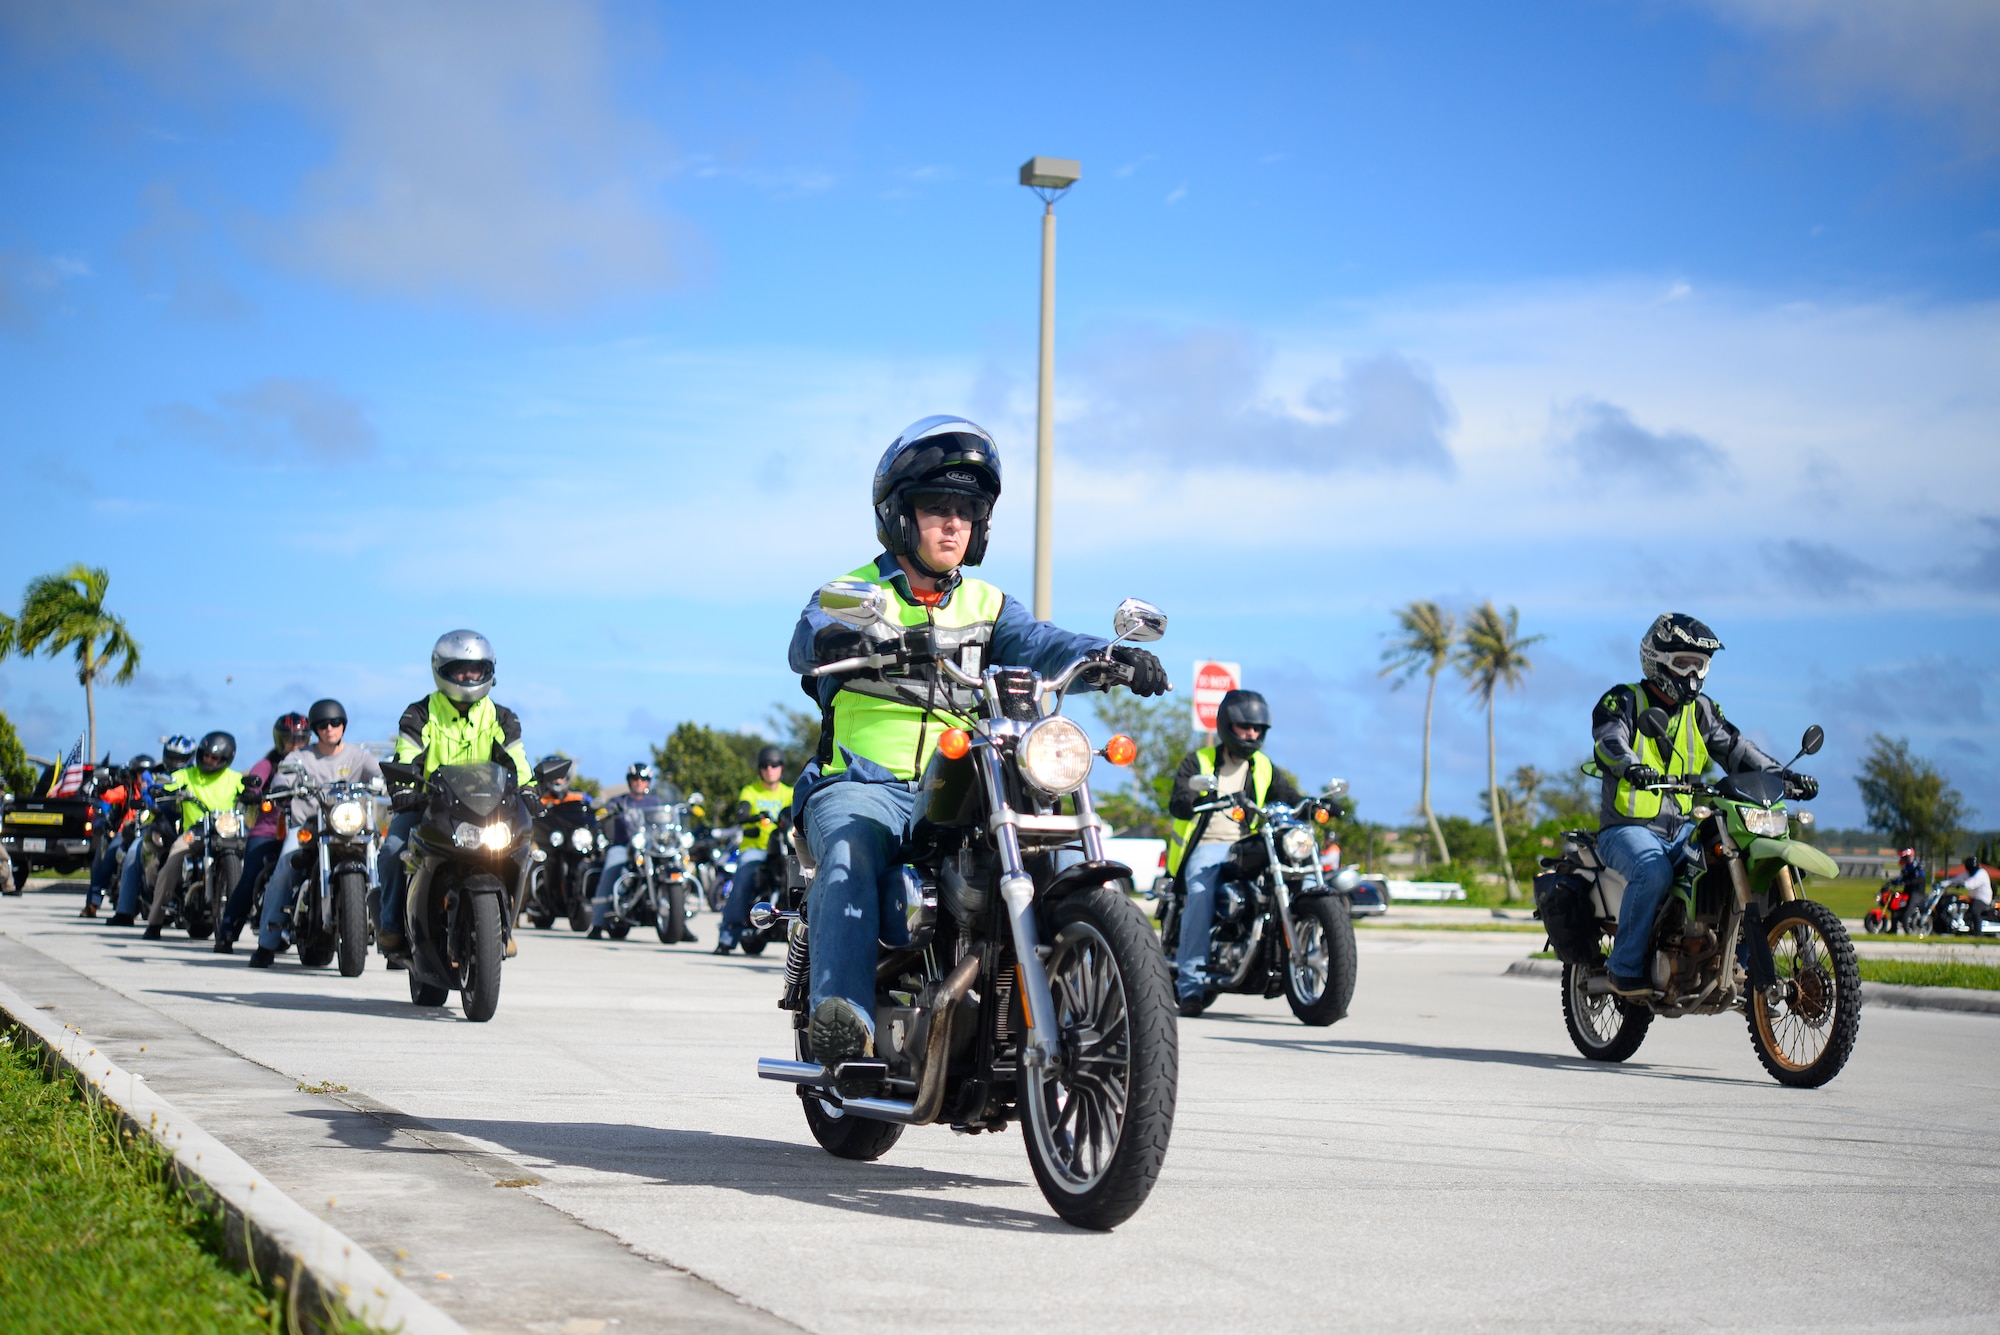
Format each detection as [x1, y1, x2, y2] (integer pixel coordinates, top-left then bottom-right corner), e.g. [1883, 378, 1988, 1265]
[1746, 837, 1840, 880]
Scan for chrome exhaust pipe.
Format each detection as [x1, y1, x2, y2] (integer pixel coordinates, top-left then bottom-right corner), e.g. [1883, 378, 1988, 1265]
[910, 947, 984, 1124]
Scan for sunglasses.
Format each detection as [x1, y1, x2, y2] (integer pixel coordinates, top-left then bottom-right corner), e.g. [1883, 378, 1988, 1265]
[912, 494, 990, 524]
[315, 720, 346, 732]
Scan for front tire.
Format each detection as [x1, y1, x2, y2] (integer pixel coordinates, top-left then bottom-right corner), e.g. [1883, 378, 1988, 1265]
[655, 878, 687, 944]
[461, 894, 504, 1022]
[1748, 899, 1860, 1088]
[1021, 886, 1178, 1231]
[409, 974, 449, 1006]
[1284, 895, 1357, 1026]
[1562, 962, 1652, 1062]
[335, 871, 368, 977]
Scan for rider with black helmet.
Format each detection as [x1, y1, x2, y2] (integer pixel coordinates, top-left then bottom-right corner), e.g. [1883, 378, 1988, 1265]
[247, 698, 382, 968]
[589, 762, 684, 939]
[85, 754, 161, 917]
[143, 730, 246, 938]
[215, 713, 312, 949]
[714, 744, 794, 954]
[1591, 614, 1812, 995]
[377, 631, 531, 959]
[786, 415, 1169, 1076]
[1164, 689, 1304, 1013]
[1940, 855, 1994, 929]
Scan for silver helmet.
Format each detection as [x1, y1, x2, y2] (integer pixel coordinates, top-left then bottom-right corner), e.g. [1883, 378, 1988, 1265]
[431, 629, 497, 706]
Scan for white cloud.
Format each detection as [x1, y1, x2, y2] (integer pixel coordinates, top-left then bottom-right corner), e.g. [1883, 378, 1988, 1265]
[149, 377, 377, 463]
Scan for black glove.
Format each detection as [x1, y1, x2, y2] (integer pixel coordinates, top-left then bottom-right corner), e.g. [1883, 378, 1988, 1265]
[390, 786, 421, 813]
[1784, 770, 1818, 801]
[1622, 763, 1663, 790]
[1110, 646, 1169, 697]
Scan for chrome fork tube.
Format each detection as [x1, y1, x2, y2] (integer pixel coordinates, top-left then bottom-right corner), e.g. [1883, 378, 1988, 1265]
[979, 747, 1061, 1066]
[1074, 781, 1107, 863]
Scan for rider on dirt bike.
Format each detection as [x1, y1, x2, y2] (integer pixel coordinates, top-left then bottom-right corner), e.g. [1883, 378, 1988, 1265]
[1164, 689, 1304, 1014]
[248, 698, 383, 968]
[378, 631, 530, 959]
[143, 731, 245, 939]
[1591, 614, 1815, 995]
[589, 762, 677, 939]
[714, 745, 793, 954]
[786, 414, 1170, 1079]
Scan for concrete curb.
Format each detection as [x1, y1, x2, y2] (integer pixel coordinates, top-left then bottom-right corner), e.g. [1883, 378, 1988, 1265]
[1501, 957, 2000, 1014]
[0, 978, 464, 1335]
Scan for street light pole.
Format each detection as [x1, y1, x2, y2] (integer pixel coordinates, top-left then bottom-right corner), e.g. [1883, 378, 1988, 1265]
[1019, 156, 1079, 623]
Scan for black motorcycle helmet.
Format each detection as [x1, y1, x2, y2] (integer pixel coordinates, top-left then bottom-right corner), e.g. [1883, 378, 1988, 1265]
[273, 712, 310, 752]
[1968, 856, 1981, 874]
[755, 745, 784, 772]
[1215, 690, 1271, 757]
[308, 698, 347, 732]
[872, 416, 1002, 577]
[1640, 613, 1723, 707]
[195, 731, 236, 775]
[627, 762, 655, 787]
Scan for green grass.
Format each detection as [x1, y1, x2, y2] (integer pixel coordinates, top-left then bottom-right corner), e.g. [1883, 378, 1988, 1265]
[0, 1028, 374, 1334]
[1806, 877, 1890, 921]
[1857, 958, 2000, 992]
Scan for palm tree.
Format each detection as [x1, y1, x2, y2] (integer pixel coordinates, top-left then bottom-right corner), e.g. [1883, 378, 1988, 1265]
[1381, 600, 1456, 864]
[1456, 601, 1543, 900]
[13, 566, 142, 763]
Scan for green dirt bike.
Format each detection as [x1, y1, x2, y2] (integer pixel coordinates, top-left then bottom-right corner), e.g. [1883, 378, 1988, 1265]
[1534, 717, 1859, 1088]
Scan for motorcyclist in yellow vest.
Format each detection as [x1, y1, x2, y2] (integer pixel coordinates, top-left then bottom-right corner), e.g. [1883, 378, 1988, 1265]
[377, 629, 530, 956]
[1592, 613, 1811, 995]
[786, 415, 1169, 1076]
[1163, 690, 1302, 1013]
[715, 745, 794, 954]
[143, 731, 246, 938]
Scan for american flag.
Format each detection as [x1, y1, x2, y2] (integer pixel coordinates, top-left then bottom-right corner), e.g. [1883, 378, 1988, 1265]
[49, 736, 87, 798]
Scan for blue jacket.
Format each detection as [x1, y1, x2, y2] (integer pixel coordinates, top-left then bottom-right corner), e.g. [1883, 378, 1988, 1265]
[788, 552, 1109, 801]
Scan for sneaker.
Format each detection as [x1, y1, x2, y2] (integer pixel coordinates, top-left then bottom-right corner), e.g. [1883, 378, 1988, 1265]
[247, 947, 275, 969]
[1606, 973, 1653, 997]
[212, 937, 234, 954]
[107, 913, 136, 928]
[141, 924, 162, 941]
[79, 903, 99, 919]
[809, 997, 876, 1095]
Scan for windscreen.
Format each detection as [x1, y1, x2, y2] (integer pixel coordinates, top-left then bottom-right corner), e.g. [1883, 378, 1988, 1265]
[435, 762, 511, 818]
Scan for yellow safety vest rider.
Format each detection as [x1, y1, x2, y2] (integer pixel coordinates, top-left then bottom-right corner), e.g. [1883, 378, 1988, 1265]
[161, 765, 245, 831]
[1596, 683, 1709, 821]
[395, 691, 531, 783]
[737, 779, 794, 852]
[1165, 745, 1273, 876]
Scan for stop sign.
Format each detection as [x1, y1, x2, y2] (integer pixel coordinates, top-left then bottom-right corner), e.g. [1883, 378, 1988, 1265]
[1191, 660, 1242, 732]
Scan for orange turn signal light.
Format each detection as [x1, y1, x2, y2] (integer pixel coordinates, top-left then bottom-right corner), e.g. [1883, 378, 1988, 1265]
[298, 828, 314, 843]
[1313, 808, 1331, 824]
[1102, 734, 1138, 767]
[1229, 807, 1247, 823]
[937, 729, 972, 760]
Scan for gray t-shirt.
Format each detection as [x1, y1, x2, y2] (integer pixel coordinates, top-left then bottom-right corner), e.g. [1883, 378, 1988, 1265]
[1198, 753, 1251, 845]
[274, 743, 384, 825]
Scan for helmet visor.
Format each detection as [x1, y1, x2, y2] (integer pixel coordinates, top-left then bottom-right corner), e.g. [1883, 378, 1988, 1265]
[441, 660, 495, 689]
[907, 490, 992, 524]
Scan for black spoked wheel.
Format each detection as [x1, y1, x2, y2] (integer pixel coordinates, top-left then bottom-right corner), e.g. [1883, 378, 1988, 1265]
[335, 871, 368, 977]
[461, 894, 504, 1022]
[1284, 895, 1357, 1026]
[409, 974, 449, 1006]
[797, 1030, 904, 1160]
[1748, 898, 1861, 1088]
[1021, 886, 1178, 1231]
[1562, 961, 1652, 1062]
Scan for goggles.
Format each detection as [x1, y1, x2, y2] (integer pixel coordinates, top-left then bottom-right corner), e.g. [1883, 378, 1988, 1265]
[909, 491, 991, 524]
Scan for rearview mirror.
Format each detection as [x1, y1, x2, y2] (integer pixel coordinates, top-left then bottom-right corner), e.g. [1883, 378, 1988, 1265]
[1110, 598, 1168, 645]
[1323, 779, 1350, 801]
[535, 756, 574, 787]
[1637, 707, 1671, 741]
[686, 791, 705, 808]
[819, 579, 894, 635]
[1799, 724, 1824, 757]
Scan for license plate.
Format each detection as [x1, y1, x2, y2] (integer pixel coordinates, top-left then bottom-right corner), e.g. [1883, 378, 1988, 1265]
[9, 812, 63, 825]
[23, 838, 46, 852]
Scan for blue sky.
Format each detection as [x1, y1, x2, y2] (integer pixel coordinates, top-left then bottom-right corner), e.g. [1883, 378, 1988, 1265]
[2, 1, 1996, 831]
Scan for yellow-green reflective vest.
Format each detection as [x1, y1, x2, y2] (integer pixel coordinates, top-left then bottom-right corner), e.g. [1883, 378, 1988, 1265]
[1602, 683, 1709, 820]
[826, 565, 1004, 781]
[163, 765, 245, 830]
[1165, 746, 1273, 876]
[395, 692, 531, 783]
[737, 780, 793, 851]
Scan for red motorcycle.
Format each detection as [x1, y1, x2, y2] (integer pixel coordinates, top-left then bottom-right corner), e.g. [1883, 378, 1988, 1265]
[1864, 880, 1929, 936]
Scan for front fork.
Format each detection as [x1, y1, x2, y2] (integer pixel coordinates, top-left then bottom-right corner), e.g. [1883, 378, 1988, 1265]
[979, 749, 1062, 1068]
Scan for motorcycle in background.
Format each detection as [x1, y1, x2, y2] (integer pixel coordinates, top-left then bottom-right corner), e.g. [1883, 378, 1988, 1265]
[526, 798, 600, 933]
[161, 797, 247, 941]
[1158, 782, 1359, 1025]
[1864, 879, 1931, 937]
[599, 798, 695, 944]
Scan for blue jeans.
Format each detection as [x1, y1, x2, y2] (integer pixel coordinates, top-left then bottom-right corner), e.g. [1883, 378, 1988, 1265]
[718, 849, 766, 948]
[378, 810, 420, 936]
[116, 839, 155, 917]
[591, 845, 632, 929]
[802, 780, 916, 1015]
[1600, 823, 1678, 979]
[257, 832, 306, 952]
[88, 837, 126, 906]
[220, 836, 280, 941]
[1173, 842, 1233, 1001]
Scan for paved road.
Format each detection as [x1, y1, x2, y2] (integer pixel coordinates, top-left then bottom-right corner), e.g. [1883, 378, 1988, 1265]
[4, 884, 1996, 1334]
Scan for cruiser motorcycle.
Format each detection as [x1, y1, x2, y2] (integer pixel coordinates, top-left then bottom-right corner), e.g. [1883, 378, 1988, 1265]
[381, 755, 566, 1021]
[753, 588, 1179, 1230]
[1534, 715, 1858, 1088]
[525, 798, 600, 932]
[600, 799, 695, 944]
[267, 776, 381, 976]
[1158, 783, 1359, 1025]
[158, 798, 247, 940]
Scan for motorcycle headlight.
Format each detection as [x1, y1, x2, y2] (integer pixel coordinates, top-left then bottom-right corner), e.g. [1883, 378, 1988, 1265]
[1017, 716, 1093, 795]
[453, 821, 482, 850]
[1741, 806, 1788, 837]
[329, 801, 366, 836]
[215, 810, 243, 838]
[573, 827, 594, 852]
[1280, 827, 1317, 865]
[480, 822, 512, 851]
[548, 829, 564, 847]
[680, 831, 694, 849]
